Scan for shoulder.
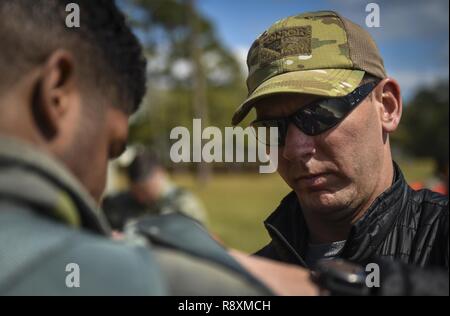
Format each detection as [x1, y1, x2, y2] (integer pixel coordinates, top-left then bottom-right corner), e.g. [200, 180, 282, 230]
[1, 209, 166, 295]
[408, 188, 448, 223]
[401, 188, 449, 256]
[59, 231, 166, 295]
[409, 187, 448, 208]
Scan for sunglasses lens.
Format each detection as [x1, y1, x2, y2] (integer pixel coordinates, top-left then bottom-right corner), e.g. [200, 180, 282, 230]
[293, 98, 352, 135]
[251, 120, 286, 146]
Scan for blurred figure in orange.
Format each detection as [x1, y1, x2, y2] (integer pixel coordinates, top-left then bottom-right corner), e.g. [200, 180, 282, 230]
[433, 163, 449, 195]
[410, 163, 448, 196]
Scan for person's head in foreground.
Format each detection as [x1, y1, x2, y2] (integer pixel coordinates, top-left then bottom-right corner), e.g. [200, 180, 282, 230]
[232, 11, 448, 296]
[0, 0, 146, 203]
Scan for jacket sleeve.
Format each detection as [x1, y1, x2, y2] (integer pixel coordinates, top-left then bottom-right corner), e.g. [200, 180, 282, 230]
[375, 209, 449, 296]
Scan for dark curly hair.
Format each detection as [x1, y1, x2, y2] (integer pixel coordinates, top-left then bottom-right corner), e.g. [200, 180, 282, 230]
[0, 0, 147, 113]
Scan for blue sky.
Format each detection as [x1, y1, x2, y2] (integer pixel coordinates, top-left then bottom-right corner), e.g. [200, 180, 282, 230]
[197, 0, 449, 101]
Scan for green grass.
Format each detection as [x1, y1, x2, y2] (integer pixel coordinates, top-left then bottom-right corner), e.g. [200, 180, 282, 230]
[172, 159, 436, 253]
[173, 173, 290, 253]
[396, 159, 436, 183]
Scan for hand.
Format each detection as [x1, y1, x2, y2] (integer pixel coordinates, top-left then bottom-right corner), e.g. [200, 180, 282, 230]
[229, 249, 319, 296]
[111, 230, 125, 240]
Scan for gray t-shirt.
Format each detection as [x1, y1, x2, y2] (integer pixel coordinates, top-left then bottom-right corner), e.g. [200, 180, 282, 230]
[304, 240, 346, 269]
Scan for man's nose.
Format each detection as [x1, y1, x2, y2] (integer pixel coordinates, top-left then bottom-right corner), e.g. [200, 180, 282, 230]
[281, 123, 316, 161]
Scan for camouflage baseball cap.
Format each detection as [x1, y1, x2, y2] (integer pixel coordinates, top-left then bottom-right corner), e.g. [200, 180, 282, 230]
[232, 11, 387, 125]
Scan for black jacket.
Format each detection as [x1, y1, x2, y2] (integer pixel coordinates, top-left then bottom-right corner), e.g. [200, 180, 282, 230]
[256, 163, 449, 295]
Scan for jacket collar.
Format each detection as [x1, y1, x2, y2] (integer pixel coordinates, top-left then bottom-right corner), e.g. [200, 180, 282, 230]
[263, 162, 410, 265]
[0, 136, 110, 235]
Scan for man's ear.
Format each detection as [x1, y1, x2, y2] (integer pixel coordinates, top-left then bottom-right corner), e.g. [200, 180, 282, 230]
[373, 78, 403, 134]
[33, 50, 77, 139]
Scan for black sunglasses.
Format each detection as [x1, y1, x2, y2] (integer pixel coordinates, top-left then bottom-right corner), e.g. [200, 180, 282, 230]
[251, 81, 379, 146]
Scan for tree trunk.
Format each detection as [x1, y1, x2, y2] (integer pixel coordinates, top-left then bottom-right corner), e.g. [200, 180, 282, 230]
[187, 0, 212, 185]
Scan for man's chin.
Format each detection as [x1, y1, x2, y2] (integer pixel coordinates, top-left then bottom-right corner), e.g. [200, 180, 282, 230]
[296, 189, 348, 214]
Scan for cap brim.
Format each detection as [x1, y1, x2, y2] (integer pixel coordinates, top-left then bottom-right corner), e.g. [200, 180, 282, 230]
[232, 69, 365, 126]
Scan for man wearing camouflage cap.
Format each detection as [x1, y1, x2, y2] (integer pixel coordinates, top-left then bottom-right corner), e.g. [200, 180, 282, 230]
[233, 11, 448, 295]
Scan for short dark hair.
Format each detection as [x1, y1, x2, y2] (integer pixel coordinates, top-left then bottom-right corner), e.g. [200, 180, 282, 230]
[0, 0, 147, 113]
[128, 150, 162, 183]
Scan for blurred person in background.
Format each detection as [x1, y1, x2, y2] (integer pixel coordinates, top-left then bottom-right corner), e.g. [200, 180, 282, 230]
[103, 150, 207, 230]
[411, 161, 448, 196]
[231, 11, 449, 296]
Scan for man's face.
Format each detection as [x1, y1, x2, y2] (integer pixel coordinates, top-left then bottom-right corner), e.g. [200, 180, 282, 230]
[255, 91, 386, 219]
[60, 98, 130, 203]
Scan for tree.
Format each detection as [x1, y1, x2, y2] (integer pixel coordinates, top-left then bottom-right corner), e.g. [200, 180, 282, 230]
[120, 0, 247, 180]
[392, 80, 449, 175]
